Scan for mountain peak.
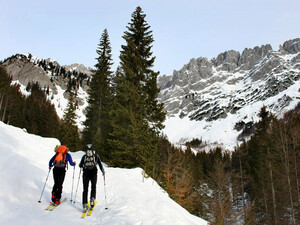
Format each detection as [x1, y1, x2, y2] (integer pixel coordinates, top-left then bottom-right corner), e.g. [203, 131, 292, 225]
[282, 38, 300, 54]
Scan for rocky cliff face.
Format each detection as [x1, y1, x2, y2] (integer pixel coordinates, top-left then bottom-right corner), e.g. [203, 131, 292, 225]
[158, 38, 300, 148]
[1, 53, 91, 127]
[2, 53, 91, 93]
[158, 38, 300, 121]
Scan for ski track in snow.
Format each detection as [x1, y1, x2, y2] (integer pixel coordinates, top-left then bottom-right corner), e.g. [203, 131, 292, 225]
[0, 122, 208, 225]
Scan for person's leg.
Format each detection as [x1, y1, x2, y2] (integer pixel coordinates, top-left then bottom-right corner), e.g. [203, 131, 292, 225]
[51, 168, 59, 202]
[82, 172, 90, 205]
[90, 172, 97, 200]
[90, 171, 97, 207]
[55, 169, 66, 201]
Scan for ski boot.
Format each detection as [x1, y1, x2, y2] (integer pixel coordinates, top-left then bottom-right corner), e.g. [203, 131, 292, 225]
[90, 197, 95, 208]
[54, 199, 61, 206]
[83, 203, 88, 213]
[51, 192, 56, 203]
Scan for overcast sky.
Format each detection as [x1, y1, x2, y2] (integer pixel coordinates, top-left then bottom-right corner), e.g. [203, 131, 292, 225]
[1, 0, 299, 76]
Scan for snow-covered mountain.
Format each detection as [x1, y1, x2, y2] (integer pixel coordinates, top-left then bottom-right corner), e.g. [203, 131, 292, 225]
[1, 53, 91, 128]
[0, 121, 208, 224]
[159, 38, 300, 150]
[1, 38, 300, 150]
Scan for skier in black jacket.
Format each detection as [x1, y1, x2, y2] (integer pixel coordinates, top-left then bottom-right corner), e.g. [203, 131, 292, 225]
[79, 144, 105, 212]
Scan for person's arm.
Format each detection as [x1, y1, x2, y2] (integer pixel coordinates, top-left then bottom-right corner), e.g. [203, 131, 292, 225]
[49, 154, 56, 168]
[66, 153, 76, 166]
[96, 155, 105, 175]
[79, 155, 85, 168]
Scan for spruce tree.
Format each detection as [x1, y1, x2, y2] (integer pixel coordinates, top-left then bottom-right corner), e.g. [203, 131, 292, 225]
[109, 67, 143, 167]
[59, 93, 81, 151]
[108, 7, 165, 173]
[83, 29, 113, 160]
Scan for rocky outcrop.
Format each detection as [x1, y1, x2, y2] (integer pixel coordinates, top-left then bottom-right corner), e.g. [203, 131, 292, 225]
[63, 63, 92, 76]
[282, 38, 300, 54]
[212, 50, 240, 72]
[1, 53, 91, 106]
[239, 44, 272, 71]
[2, 54, 55, 90]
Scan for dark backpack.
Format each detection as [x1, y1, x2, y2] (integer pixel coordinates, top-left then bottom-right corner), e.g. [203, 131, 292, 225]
[53, 145, 68, 168]
[83, 149, 96, 169]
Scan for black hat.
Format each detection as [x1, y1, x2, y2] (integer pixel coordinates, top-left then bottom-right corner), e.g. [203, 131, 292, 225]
[84, 144, 94, 151]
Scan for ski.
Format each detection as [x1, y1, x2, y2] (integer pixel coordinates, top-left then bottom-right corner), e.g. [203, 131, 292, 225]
[47, 197, 67, 211]
[45, 204, 53, 210]
[81, 202, 90, 219]
[87, 200, 97, 216]
[81, 211, 87, 219]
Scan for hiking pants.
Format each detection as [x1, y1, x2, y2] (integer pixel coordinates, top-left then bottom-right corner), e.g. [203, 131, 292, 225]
[52, 167, 66, 200]
[82, 169, 97, 204]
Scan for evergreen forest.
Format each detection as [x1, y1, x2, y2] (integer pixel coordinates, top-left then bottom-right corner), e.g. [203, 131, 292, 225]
[1, 6, 300, 225]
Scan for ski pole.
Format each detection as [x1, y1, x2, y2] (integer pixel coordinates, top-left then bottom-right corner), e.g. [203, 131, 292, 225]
[70, 165, 75, 202]
[73, 168, 82, 204]
[103, 173, 108, 210]
[38, 167, 52, 203]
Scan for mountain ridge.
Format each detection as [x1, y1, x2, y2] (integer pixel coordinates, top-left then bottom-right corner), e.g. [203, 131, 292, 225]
[159, 38, 300, 150]
[158, 39, 300, 119]
[1, 38, 299, 150]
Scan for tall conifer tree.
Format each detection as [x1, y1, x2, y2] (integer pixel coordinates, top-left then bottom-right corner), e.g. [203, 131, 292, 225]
[59, 93, 81, 151]
[83, 29, 113, 160]
[109, 7, 165, 173]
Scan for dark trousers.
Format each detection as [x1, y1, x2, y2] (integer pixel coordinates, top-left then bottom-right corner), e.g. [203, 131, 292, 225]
[82, 169, 97, 204]
[52, 167, 66, 200]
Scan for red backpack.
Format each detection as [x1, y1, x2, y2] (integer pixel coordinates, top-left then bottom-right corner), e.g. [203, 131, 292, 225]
[53, 145, 68, 168]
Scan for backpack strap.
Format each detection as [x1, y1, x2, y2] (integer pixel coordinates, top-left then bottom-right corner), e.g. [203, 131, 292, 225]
[64, 153, 68, 170]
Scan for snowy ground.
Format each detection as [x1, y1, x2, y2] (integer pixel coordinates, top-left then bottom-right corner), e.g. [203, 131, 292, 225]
[0, 122, 208, 225]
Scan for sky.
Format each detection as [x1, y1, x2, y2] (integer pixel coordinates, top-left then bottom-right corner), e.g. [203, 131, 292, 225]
[1, 0, 300, 76]
[0, 121, 208, 224]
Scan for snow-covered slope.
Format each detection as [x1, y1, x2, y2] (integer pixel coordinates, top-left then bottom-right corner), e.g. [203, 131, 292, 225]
[0, 122, 207, 225]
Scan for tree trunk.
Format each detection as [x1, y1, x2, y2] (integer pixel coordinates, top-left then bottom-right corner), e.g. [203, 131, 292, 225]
[0, 92, 4, 117]
[280, 124, 296, 225]
[1, 97, 8, 122]
[262, 181, 270, 225]
[239, 148, 247, 222]
[292, 137, 300, 204]
[268, 148, 277, 225]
